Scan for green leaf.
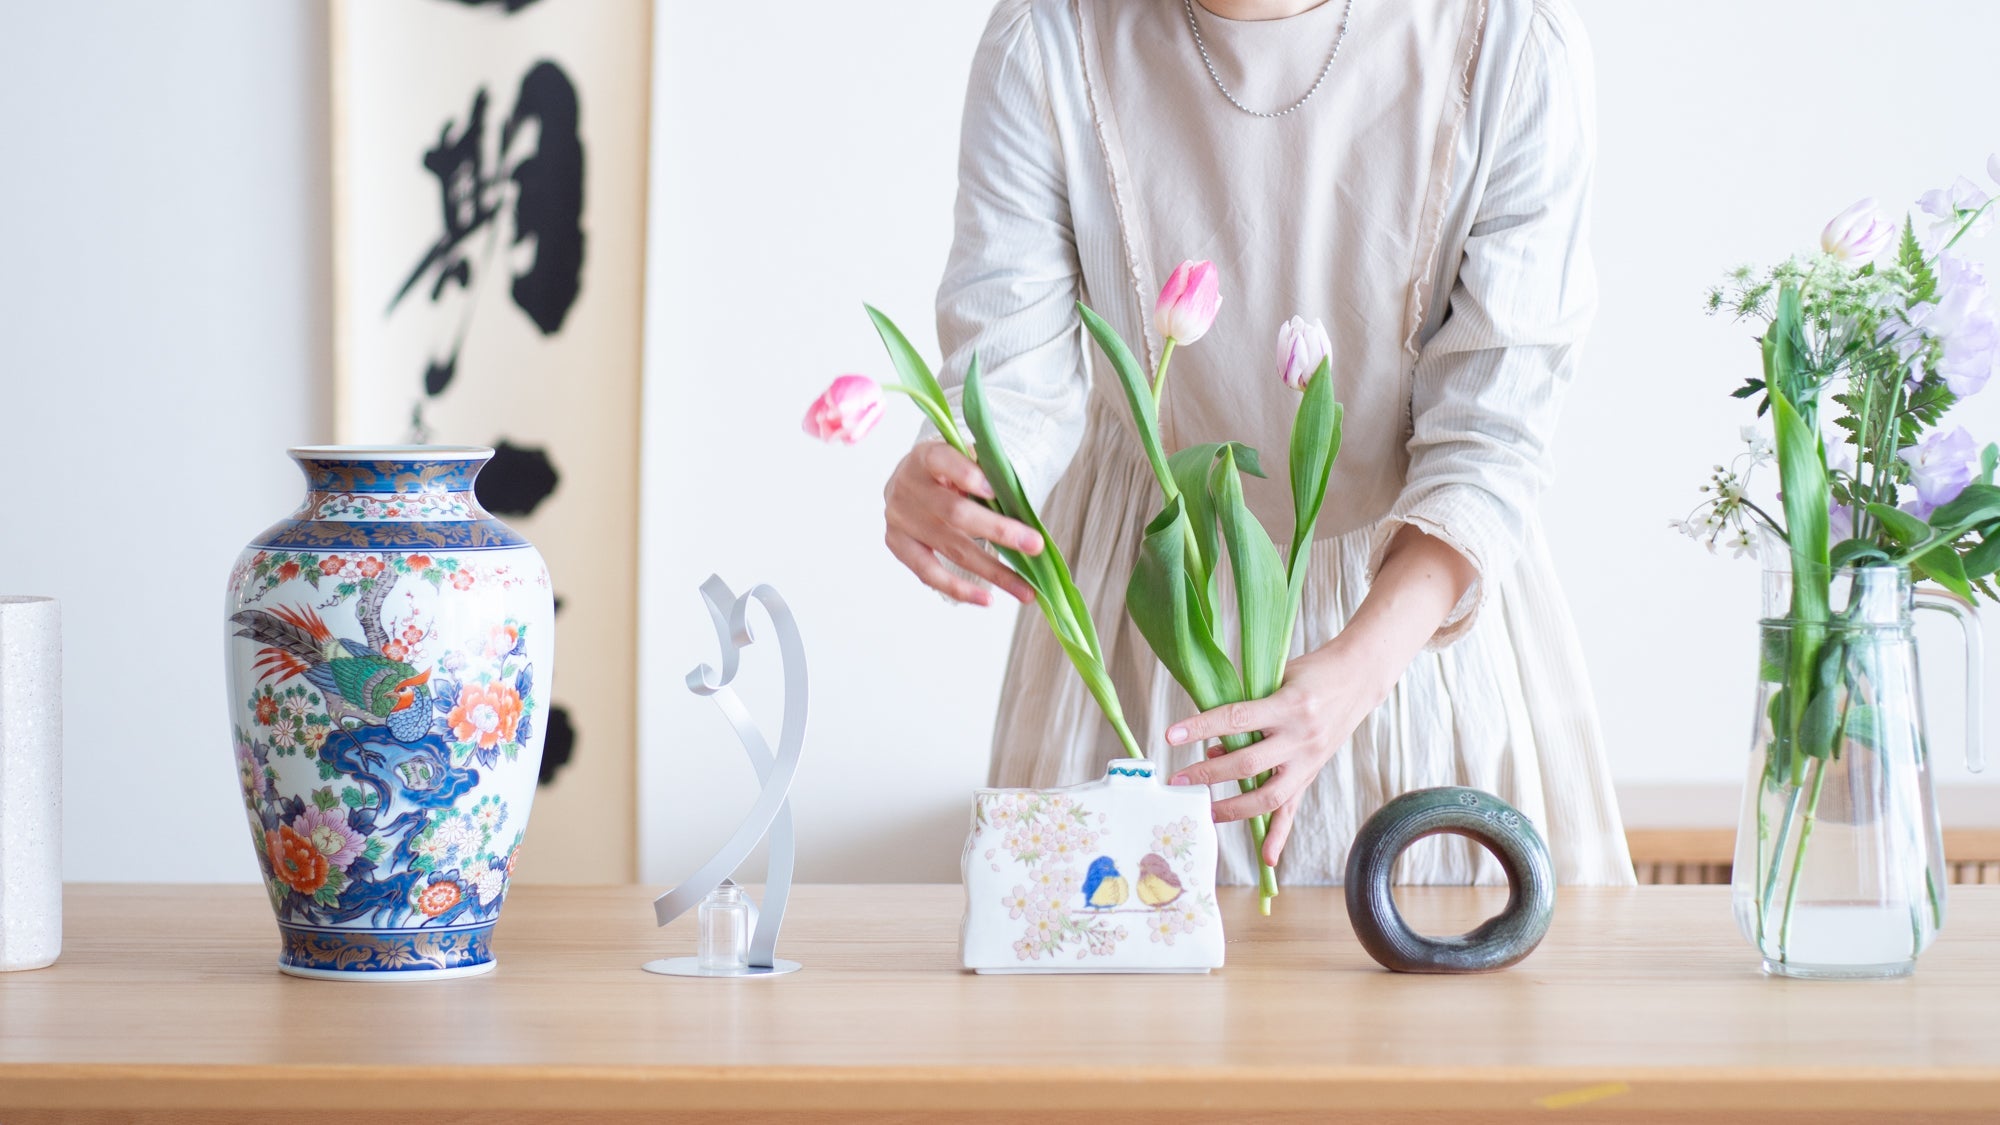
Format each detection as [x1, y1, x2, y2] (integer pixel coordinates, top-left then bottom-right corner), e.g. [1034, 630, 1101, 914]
[1772, 389, 1829, 621]
[1914, 540, 1974, 600]
[1079, 302, 1175, 499]
[1285, 360, 1343, 625]
[1210, 447, 1289, 701]
[1829, 538, 1893, 569]
[1763, 285, 1811, 418]
[1863, 502, 1930, 548]
[1930, 482, 2000, 534]
[339, 787, 364, 809]
[1963, 534, 2000, 581]
[1981, 443, 1999, 488]
[1126, 495, 1243, 712]
[865, 304, 952, 421]
[311, 787, 338, 812]
[1166, 442, 1266, 606]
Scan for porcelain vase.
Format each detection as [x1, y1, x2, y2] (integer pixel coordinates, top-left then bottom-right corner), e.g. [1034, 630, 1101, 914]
[960, 759, 1225, 973]
[223, 446, 554, 979]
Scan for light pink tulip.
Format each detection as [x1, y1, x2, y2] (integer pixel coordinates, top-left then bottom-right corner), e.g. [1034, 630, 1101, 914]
[1274, 315, 1331, 391]
[802, 375, 885, 445]
[1154, 259, 1221, 345]
[1821, 198, 1896, 265]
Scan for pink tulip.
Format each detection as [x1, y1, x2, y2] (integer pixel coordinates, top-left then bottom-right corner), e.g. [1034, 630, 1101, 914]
[1821, 198, 1895, 266]
[1154, 260, 1221, 346]
[802, 375, 885, 445]
[1274, 315, 1331, 391]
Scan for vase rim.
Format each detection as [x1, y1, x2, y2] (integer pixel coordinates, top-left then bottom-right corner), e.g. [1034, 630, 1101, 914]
[288, 444, 494, 462]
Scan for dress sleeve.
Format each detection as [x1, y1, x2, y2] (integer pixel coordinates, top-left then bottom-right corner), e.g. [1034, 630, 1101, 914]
[930, 0, 1090, 510]
[1369, 0, 1598, 648]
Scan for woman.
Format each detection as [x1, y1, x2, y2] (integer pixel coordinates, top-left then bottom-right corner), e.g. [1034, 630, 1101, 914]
[883, 0, 1633, 886]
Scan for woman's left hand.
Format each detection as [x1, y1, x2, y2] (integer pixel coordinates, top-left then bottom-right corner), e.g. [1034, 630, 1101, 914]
[1160, 526, 1480, 869]
[1163, 639, 1384, 868]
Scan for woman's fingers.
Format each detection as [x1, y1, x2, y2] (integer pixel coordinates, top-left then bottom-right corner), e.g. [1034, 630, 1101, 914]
[1263, 795, 1299, 868]
[946, 497, 1043, 556]
[885, 529, 992, 606]
[1211, 770, 1304, 823]
[1164, 697, 1283, 748]
[919, 441, 996, 500]
[1168, 738, 1288, 788]
[939, 536, 1036, 604]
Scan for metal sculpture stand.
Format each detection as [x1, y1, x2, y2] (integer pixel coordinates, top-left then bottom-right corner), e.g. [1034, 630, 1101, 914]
[1343, 787, 1555, 973]
[642, 577, 806, 978]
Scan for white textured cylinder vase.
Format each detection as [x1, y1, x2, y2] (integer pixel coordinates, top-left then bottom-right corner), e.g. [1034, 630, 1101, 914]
[0, 596, 62, 972]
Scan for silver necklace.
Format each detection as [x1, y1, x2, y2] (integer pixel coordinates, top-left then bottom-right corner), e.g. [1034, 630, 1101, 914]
[1182, 0, 1356, 120]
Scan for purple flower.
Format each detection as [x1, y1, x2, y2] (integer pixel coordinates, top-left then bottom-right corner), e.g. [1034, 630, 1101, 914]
[1930, 257, 1999, 397]
[291, 806, 366, 870]
[1918, 176, 1992, 250]
[1901, 426, 1981, 519]
[1829, 501, 1855, 542]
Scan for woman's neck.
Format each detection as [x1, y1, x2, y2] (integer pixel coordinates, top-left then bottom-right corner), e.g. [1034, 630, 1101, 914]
[1195, 0, 1327, 20]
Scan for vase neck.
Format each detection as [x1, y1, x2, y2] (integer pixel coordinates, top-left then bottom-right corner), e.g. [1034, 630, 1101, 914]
[1762, 562, 1914, 626]
[289, 446, 493, 523]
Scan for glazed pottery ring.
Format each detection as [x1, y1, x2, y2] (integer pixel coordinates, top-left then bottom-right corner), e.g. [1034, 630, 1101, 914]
[1343, 787, 1555, 973]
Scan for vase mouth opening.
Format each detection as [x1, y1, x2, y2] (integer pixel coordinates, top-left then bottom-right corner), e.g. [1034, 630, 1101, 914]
[288, 445, 494, 463]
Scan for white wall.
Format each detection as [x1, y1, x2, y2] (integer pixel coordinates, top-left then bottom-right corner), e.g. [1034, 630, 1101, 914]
[0, 3, 331, 880]
[640, 0, 2000, 887]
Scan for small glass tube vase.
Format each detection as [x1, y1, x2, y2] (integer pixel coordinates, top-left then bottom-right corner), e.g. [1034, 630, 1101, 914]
[697, 881, 750, 972]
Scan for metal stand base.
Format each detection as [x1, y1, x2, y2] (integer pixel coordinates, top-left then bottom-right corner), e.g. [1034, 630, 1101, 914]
[641, 956, 801, 978]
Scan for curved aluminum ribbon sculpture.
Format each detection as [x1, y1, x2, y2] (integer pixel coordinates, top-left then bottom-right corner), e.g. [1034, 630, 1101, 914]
[647, 576, 807, 974]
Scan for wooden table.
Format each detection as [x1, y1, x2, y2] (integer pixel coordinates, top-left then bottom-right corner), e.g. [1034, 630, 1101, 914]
[2, 884, 1997, 1123]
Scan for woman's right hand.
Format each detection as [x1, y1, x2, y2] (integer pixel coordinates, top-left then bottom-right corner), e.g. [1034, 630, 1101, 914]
[883, 441, 1044, 607]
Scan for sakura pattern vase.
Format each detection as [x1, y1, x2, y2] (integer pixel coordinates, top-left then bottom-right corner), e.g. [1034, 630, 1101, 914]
[960, 759, 1225, 973]
[223, 446, 554, 979]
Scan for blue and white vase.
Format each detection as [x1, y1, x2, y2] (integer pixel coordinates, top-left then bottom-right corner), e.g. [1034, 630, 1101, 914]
[223, 446, 554, 979]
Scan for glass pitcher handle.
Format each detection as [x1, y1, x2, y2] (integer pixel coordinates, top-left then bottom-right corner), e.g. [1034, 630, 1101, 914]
[1914, 587, 1985, 772]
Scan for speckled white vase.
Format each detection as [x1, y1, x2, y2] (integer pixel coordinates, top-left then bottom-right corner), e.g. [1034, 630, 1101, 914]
[961, 759, 1224, 974]
[0, 596, 61, 972]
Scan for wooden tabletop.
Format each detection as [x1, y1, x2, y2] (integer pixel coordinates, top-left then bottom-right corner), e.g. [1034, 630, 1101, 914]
[3, 884, 1998, 1124]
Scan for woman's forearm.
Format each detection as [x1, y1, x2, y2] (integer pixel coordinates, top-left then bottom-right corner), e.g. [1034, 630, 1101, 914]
[1324, 525, 1477, 706]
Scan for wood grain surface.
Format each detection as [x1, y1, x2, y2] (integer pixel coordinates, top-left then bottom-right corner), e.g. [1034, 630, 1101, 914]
[1, 883, 1996, 1123]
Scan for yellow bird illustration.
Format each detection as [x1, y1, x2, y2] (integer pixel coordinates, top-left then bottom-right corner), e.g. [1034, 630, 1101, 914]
[1083, 856, 1128, 909]
[1136, 853, 1184, 908]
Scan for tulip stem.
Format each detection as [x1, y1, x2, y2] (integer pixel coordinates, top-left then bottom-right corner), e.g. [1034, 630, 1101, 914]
[884, 384, 975, 461]
[1152, 339, 1177, 411]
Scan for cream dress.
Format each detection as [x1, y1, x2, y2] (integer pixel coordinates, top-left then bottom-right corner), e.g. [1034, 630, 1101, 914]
[932, 0, 1634, 886]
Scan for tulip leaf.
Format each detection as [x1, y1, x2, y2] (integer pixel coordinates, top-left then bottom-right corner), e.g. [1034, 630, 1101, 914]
[1079, 301, 1176, 501]
[1166, 442, 1264, 607]
[1763, 285, 1813, 424]
[1286, 359, 1343, 626]
[1127, 495, 1242, 712]
[1211, 446, 1289, 701]
[963, 355, 1107, 662]
[866, 304, 953, 422]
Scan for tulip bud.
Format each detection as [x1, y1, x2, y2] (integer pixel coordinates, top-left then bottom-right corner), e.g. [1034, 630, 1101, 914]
[1821, 198, 1895, 265]
[802, 375, 885, 445]
[1154, 259, 1221, 345]
[1274, 315, 1331, 392]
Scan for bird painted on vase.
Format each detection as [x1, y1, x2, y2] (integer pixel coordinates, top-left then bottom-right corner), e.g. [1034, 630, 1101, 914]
[231, 601, 435, 743]
[1136, 853, 1185, 908]
[1082, 856, 1128, 910]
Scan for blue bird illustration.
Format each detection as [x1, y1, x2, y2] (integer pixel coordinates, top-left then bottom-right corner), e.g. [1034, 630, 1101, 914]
[1082, 855, 1129, 910]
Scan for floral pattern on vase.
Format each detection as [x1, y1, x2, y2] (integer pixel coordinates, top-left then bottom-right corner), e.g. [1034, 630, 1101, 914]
[225, 446, 552, 979]
[960, 759, 1223, 974]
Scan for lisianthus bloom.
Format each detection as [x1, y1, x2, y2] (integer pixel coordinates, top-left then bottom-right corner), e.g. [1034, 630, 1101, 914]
[1821, 198, 1895, 266]
[1275, 315, 1332, 391]
[1902, 426, 1980, 518]
[1155, 260, 1221, 345]
[802, 374, 885, 445]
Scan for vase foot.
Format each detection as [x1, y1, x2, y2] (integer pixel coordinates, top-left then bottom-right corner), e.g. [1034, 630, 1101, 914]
[1761, 956, 1915, 980]
[277, 921, 496, 978]
[279, 958, 497, 982]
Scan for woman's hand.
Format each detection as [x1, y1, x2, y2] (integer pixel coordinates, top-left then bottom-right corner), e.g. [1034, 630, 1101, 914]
[883, 440, 1044, 607]
[1164, 526, 1478, 867]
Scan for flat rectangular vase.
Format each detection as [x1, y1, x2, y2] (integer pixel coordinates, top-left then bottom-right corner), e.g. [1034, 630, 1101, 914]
[960, 759, 1224, 974]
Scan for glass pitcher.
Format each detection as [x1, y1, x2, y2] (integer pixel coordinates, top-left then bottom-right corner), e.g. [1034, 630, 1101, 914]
[1731, 563, 1983, 979]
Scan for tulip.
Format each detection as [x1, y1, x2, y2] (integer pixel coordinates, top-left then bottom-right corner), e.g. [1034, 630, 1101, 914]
[1155, 259, 1221, 346]
[1820, 198, 1895, 266]
[802, 374, 885, 445]
[1274, 315, 1331, 391]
